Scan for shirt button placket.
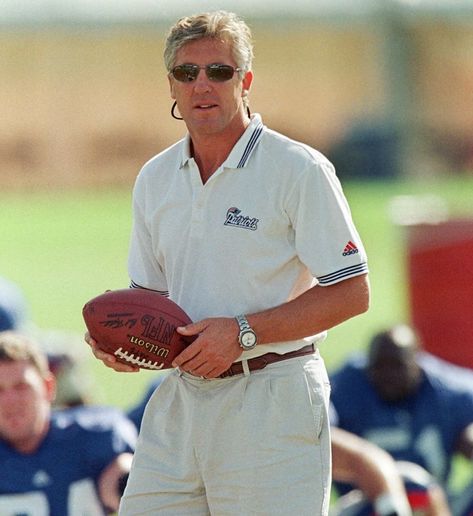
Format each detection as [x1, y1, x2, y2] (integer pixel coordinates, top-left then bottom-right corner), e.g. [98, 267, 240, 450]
[189, 163, 205, 239]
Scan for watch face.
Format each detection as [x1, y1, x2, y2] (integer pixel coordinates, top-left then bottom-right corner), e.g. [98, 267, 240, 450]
[241, 330, 257, 348]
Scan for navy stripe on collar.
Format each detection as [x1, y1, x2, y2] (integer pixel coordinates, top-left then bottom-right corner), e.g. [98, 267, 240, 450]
[237, 122, 264, 168]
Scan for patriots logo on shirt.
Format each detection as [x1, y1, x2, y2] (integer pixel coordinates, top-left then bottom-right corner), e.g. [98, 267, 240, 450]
[224, 207, 259, 231]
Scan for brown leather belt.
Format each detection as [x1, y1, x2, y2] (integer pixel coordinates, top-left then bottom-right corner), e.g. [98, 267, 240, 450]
[219, 343, 315, 378]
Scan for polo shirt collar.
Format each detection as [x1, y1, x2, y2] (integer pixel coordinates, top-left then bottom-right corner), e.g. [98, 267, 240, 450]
[225, 113, 264, 169]
[179, 136, 193, 169]
[179, 113, 264, 170]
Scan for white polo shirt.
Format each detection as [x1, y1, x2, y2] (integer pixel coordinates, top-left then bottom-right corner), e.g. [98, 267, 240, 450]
[128, 114, 368, 358]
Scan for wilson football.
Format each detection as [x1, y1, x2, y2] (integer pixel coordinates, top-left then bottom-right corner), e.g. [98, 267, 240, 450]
[82, 288, 193, 370]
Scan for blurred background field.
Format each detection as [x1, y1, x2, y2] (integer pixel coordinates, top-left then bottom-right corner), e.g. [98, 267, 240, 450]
[2, 2, 473, 189]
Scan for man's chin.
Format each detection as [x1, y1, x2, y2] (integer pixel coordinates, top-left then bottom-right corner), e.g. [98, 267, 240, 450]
[189, 119, 225, 136]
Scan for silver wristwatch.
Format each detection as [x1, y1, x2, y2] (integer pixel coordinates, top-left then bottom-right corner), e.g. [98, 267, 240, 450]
[235, 314, 257, 351]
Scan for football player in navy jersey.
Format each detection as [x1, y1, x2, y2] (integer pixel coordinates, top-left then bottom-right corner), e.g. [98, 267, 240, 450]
[0, 331, 137, 515]
[330, 324, 473, 515]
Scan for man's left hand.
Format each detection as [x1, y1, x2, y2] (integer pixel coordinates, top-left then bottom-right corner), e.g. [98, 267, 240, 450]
[173, 317, 242, 378]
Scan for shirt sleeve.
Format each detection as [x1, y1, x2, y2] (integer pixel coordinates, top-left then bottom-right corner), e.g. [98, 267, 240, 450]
[127, 173, 169, 294]
[286, 159, 368, 285]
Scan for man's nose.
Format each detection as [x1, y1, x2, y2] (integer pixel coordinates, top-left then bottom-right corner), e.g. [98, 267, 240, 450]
[193, 69, 212, 92]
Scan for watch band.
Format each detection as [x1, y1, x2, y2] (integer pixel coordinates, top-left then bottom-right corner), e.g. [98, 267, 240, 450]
[236, 314, 251, 332]
[235, 314, 257, 350]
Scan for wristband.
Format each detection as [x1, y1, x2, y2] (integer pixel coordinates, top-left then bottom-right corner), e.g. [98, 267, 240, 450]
[374, 493, 412, 516]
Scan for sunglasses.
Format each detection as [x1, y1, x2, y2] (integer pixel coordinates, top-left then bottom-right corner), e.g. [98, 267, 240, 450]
[170, 63, 242, 83]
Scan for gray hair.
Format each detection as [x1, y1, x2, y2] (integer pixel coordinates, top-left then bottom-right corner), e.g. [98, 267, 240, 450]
[164, 11, 254, 75]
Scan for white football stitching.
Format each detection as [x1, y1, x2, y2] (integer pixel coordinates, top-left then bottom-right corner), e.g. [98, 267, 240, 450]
[114, 347, 165, 370]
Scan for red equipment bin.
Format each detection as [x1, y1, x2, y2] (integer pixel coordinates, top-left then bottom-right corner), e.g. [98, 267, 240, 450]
[407, 218, 473, 369]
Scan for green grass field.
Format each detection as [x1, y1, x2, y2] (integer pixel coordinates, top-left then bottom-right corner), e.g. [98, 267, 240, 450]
[1, 176, 473, 408]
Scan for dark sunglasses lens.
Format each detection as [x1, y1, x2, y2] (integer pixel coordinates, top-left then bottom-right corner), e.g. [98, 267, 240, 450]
[207, 65, 235, 82]
[172, 64, 237, 82]
[172, 65, 199, 82]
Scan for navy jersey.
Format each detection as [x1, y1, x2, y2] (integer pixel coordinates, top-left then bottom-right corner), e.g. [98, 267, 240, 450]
[330, 352, 473, 484]
[0, 405, 137, 516]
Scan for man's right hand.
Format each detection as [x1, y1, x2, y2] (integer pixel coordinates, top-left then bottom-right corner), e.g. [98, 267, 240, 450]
[84, 332, 140, 373]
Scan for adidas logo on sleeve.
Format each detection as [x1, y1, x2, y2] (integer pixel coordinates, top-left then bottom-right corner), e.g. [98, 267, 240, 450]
[342, 241, 359, 256]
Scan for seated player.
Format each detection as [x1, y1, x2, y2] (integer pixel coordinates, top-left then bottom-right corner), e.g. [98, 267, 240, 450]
[330, 324, 473, 514]
[0, 331, 137, 515]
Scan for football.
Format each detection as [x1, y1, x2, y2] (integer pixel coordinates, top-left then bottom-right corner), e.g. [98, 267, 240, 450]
[82, 289, 194, 370]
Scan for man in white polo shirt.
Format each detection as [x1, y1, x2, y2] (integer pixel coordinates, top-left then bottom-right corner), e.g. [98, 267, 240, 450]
[87, 10, 370, 515]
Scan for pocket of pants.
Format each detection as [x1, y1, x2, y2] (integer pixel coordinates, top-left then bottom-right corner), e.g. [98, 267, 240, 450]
[302, 360, 331, 441]
[266, 360, 329, 443]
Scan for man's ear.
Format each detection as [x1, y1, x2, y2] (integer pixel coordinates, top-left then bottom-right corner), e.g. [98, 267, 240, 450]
[242, 70, 253, 94]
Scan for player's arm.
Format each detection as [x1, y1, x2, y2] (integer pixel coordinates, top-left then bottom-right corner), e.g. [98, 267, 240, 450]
[97, 452, 133, 512]
[331, 427, 412, 516]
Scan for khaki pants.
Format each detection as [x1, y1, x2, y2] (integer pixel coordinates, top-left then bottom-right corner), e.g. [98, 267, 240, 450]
[120, 351, 332, 515]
